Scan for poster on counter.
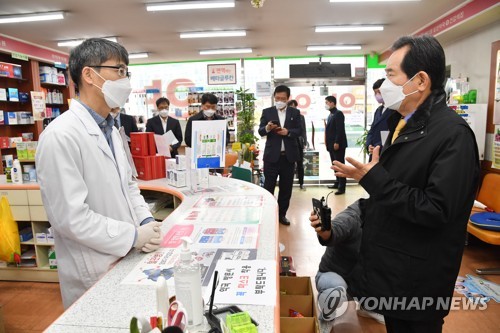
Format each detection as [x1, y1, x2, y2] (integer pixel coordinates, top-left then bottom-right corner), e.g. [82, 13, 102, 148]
[191, 119, 226, 169]
[493, 125, 500, 169]
[194, 194, 264, 208]
[121, 248, 257, 287]
[204, 260, 276, 306]
[161, 224, 260, 249]
[182, 207, 262, 225]
[30, 91, 46, 121]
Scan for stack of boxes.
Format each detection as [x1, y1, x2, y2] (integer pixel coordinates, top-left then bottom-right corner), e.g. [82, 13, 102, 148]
[130, 132, 166, 180]
[166, 155, 187, 187]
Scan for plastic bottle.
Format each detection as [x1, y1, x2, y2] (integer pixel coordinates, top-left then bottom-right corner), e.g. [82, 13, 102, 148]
[11, 159, 23, 184]
[156, 276, 169, 320]
[174, 237, 203, 326]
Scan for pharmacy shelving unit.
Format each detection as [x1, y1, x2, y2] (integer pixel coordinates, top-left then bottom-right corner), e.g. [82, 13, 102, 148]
[0, 185, 57, 282]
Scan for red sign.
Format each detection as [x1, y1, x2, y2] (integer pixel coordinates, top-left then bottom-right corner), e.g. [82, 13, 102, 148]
[0, 34, 69, 64]
[380, 0, 499, 62]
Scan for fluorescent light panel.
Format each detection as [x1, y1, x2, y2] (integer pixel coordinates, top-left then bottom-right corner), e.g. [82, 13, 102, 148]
[129, 53, 149, 59]
[147, 0, 235, 11]
[315, 25, 383, 32]
[200, 48, 252, 55]
[57, 37, 118, 47]
[307, 45, 362, 51]
[180, 30, 246, 38]
[0, 11, 64, 24]
[330, 0, 419, 2]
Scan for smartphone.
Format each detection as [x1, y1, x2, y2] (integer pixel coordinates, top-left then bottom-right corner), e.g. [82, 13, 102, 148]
[312, 198, 331, 231]
[270, 120, 280, 126]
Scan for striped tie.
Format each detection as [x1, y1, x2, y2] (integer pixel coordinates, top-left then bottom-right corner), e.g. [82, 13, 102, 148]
[391, 118, 407, 144]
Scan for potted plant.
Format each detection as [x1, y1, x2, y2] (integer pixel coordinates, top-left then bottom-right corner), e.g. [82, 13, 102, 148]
[235, 88, 260, 164]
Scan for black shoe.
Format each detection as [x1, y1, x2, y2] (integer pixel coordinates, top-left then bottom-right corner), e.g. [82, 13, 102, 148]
[334, 189, 345, 195]
[279, 216, 291, 226]
[327, 184, 339, 189]
[299, 184, 305, 190]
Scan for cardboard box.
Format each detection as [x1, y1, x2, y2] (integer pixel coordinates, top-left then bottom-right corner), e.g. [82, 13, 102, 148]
[280, 276, 319, 333]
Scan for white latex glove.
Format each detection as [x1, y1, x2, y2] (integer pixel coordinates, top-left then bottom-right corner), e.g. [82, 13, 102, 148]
[134, 222, 162, 252]
[142, 235, 162, 253]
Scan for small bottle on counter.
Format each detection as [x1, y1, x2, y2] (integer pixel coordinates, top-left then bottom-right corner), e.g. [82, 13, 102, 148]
[174, 237, 203, 326]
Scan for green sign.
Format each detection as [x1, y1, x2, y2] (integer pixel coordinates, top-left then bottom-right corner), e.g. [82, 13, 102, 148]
[11, 52, 29, 61]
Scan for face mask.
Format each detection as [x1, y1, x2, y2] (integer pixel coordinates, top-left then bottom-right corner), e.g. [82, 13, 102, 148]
[375, 93, 384, 104]
[324, 104, 331, 111]
[159, 110, 169, 118]
[91, 69, 132, 108]
[379, 74, 419, 111]
[203, 109, 216, 117]
[275, 101, 287, 110]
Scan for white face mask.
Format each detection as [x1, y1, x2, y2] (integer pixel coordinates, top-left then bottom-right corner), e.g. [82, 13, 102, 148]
[159, 110, 169, 118]
[91, 69, 132, 109]
[203, 109, 216, 117]
[275, 101, 287, 110]
[324, 104, 331, 111]
[379, 74, 419, 111]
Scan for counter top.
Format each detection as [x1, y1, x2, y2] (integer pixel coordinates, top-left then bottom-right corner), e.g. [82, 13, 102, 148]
[42, 176, 279, 332]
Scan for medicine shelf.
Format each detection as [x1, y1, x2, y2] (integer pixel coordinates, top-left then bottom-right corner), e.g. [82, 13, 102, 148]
[40, 82, 67, 88]
[0, 100, 29, 104]
[21, 240, 35, 245]
[0, 76, 28, 82]
[18, 159, 36, 163]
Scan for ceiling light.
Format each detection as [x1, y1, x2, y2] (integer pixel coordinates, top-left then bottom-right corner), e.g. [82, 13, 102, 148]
[0, 11, 64, 24]
[57, 37, 118, 47]
[146, 0, 235, 11]
[307, 45, 362, 51]
[180, 30, 246, 39]
[330, 0, 419, 2]
[129, 53, 149, 59]
[200, 48, 252, 55]
[315, 25, 384, 32]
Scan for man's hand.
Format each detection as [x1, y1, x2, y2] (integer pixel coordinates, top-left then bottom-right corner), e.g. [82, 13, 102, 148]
[266, 121, 279, 132]
[333, 143, 339, 151]
[276, 128, 289, 136]
[331, 146, 380, 182]
[310, 211, 331, 242]
[134, 222, 162, 252]
[368, 144, 375, 154]
[169, 145, 173, 152]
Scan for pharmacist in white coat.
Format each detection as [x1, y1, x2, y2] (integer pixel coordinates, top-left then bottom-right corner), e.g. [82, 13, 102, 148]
[36, 38, 162, 308]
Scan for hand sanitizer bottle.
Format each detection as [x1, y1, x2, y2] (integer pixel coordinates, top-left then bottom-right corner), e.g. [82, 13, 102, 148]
[174, 237, 203, 326]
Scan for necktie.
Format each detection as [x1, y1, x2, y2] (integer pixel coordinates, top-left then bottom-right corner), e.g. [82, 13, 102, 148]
[114, 118, 119, 129]
[391, 118, 407, 144]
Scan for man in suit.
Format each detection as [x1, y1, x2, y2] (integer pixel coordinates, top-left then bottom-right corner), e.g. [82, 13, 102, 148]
[110, 108, 139, 138]
[145, 97, 183, 158]
[325, 96, 347, 194]
[365, 78, 392, 161]
[259, 85, 301, 226]
[184, 93, 230, 148]
[287, 99, 308, 190]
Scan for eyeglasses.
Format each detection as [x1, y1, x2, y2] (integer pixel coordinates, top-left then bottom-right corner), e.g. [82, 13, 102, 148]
[91, 65, 131, 79]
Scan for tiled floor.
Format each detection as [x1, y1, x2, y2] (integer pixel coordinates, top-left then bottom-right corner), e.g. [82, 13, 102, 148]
[0, 184, 499, 333]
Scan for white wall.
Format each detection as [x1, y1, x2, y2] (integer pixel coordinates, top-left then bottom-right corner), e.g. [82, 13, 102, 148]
[443, 21, 500, 104]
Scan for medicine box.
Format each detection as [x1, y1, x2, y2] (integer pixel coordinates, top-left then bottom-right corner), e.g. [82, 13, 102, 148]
[26, 142, 37, 160]
[16, 142, 28, 160]
[9, 137, 23, 148]
[36, 233, 48, 244]
[133, 155, 154, 180]
[153, 155, 166, 179]
[176, 155, 187, 170]
[7, 88, 19, 102]
[130, 132, 156, 156]
[0, 137, 9, 149]
[0, 88, 6, 101]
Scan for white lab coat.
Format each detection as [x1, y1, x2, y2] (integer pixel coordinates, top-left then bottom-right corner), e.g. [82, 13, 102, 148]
[36, 99, 152, 308]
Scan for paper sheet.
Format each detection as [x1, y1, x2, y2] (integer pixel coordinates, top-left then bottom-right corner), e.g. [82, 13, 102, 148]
[154, 133, 171, 157]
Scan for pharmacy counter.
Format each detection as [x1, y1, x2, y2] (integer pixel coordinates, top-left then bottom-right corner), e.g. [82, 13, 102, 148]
[44, 176, 280, 332]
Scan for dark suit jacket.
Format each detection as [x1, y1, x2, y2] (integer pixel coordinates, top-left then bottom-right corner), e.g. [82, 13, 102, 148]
[365, 105, 393, 150]
[119, 113, 139, 138]
[145, 115, 183, 155]
[298, 114, 307, 149]
[258, 106, 301, 163]
[184, 112, 230, 147]
[325, 107, 347, 151]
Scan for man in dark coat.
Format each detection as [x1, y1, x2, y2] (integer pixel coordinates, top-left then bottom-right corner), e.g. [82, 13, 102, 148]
[365, 78, 392, 161]
[258, 85, 301, 226]
[287, 99, 308, 190]
[110, 108, 139, 138]
[325, 96, 347, 194]
[145, 97, 183, 157]
[333, 35, 480, 333]
[184, 93, 229, 148]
